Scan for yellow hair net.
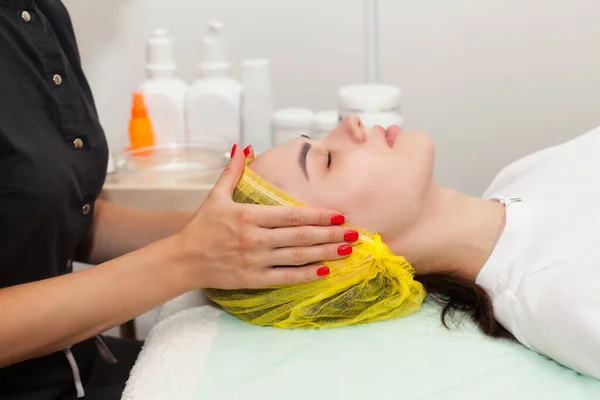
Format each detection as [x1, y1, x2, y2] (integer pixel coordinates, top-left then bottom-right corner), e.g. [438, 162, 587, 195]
[204, 160, 426, 329]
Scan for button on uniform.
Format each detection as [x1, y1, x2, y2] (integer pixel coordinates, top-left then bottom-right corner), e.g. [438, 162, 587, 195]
[21, 11, 31, 22]
[53, 74, 62, 86]
[73, 138, 83, 149]
[82, 203, 91, 215]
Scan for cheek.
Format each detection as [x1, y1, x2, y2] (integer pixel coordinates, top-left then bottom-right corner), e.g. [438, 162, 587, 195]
[309, 172, 387, 228]
[308, 165, 422, 235]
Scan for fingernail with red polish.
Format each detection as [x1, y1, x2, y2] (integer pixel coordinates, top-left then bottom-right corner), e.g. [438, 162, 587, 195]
[338, 244, 352, 256]
[230, 144, 238, 158]
[344, 230, 359, 242]
[331, 214, 345, 225]
[243, 145, 251, 157]
[317, 266, 330, 277]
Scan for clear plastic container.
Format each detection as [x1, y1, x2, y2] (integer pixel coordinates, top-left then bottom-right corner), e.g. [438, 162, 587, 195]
[111, 141, 230, 186]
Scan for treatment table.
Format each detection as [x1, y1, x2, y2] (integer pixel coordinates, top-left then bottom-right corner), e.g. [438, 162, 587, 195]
[121, 291, 600, 400]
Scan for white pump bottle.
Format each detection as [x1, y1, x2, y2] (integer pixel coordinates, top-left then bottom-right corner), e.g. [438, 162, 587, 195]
[138, 29, 188, 145]
[186, 21, 242, 146]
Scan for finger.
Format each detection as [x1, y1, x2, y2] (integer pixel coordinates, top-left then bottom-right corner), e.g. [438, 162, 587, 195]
[213, 144, 246, 197]
[260, 264, 331, 287]
[269, 226, 359, 248]
[253, 205, 346, 228]
[269, 242, 352, 267]
[243, 145, 255, 158]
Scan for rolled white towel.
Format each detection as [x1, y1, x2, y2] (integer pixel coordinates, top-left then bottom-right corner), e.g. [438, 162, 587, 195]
[121, 305, 223, 400]
[157, 290, 211, 322]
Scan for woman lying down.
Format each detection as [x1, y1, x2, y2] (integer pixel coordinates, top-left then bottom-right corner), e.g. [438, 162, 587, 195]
[205, 114, 599, 380]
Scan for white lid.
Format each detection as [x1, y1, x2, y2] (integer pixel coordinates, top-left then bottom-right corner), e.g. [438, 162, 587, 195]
[338, 84, 401, 112]
[313, 110, 339, 132]
[200, 21, 230, 75]
[241, 58, 271, 94]
[273, 108, 314, 129]
[358, 112, 403, 128]
[146, 29, 176, 77]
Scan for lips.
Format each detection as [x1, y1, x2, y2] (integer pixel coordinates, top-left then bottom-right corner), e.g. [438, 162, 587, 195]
[386, 125, 400, 147]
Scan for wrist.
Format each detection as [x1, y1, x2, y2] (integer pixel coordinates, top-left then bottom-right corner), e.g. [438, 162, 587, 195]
[174, 210, 194, 230]
[161, 233, 208, 291]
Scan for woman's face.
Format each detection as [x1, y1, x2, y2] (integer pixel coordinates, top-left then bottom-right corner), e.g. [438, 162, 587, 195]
[249, 114, 436, 239]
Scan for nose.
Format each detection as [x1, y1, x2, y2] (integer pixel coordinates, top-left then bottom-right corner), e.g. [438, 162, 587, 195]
[338, 114, 366, 144]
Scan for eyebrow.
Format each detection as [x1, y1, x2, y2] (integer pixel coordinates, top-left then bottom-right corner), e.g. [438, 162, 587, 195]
[299, 142, 311, 180]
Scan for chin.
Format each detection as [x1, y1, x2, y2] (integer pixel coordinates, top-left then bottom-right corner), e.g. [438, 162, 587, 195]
[422, 132, 436, 159]
[403, 131, 436, 187]
[398, 131, 435, 158]
[415, 130, 434, 146]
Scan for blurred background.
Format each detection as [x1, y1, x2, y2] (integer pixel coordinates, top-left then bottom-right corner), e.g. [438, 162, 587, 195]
[64, 0, 600, 196]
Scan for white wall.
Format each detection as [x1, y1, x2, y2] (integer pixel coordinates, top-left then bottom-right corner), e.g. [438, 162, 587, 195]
[64, 0, 600, 195]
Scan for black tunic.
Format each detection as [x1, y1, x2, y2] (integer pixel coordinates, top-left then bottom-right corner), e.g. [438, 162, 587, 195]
[0, 1, 131, 398]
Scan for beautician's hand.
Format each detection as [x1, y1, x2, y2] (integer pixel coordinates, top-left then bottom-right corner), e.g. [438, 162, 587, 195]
[175, 145, 356, 289]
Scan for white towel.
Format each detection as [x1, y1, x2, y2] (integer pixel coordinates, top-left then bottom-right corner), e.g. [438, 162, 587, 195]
[156, 290, 210, 322]
[121, 292, 222, 400]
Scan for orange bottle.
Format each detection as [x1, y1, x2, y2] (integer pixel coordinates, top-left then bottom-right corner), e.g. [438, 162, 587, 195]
[128, 91, 155, 150]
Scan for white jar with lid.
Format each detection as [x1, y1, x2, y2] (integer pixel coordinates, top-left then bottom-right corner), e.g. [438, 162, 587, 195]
[358, 112, 403, 129]
[312, 110, 339, 139]
[272, 108, 314, 145]
[337, 84, 402, 127]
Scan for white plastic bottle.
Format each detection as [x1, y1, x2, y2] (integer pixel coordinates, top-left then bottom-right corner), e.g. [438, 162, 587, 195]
[186, 21, 242, 146]
[241, 58, 273, 154]
[138, 29, 188, 145]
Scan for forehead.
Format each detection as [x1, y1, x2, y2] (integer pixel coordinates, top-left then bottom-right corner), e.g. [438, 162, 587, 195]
[249, 139, 306, 194]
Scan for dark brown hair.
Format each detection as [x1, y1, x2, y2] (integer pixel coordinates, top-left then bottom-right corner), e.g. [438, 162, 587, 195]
[415, 272, 515, 340]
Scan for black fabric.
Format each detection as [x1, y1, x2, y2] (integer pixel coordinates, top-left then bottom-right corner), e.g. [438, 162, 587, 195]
[0, 0, 121, 397]
[82, 337, 144, 400]
[0, 336, 144, 399]
[0, 0, 35, 10]
[0, 0, 108, 288]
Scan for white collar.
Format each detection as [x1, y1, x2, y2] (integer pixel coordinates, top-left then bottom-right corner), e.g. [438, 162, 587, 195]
[475, 197, 532, 293]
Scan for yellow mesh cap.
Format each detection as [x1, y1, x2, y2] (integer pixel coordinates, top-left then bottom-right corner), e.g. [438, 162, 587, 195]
[204, 159, 426, 329]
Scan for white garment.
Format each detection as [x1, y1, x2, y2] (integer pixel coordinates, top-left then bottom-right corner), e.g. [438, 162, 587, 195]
[477, 125, 600, 380]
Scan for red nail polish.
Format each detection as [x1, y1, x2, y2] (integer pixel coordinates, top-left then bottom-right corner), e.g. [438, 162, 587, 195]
[317, 266, 330, 277]
[337, 244, 352, 256]
[344, 230, 359, 242]
[230, 144, 238, 158]
[331, 214, 345, 225]
[243, 145, 251, 157]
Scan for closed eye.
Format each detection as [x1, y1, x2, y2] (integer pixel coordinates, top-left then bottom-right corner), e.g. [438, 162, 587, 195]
[327, 151, 332, 168]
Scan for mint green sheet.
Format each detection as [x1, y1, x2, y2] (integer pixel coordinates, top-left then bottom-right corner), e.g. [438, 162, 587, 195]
[196, 300, 600, 399]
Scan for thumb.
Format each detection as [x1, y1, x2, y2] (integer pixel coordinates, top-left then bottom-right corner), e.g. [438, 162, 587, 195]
[214, 144, 246, 196]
